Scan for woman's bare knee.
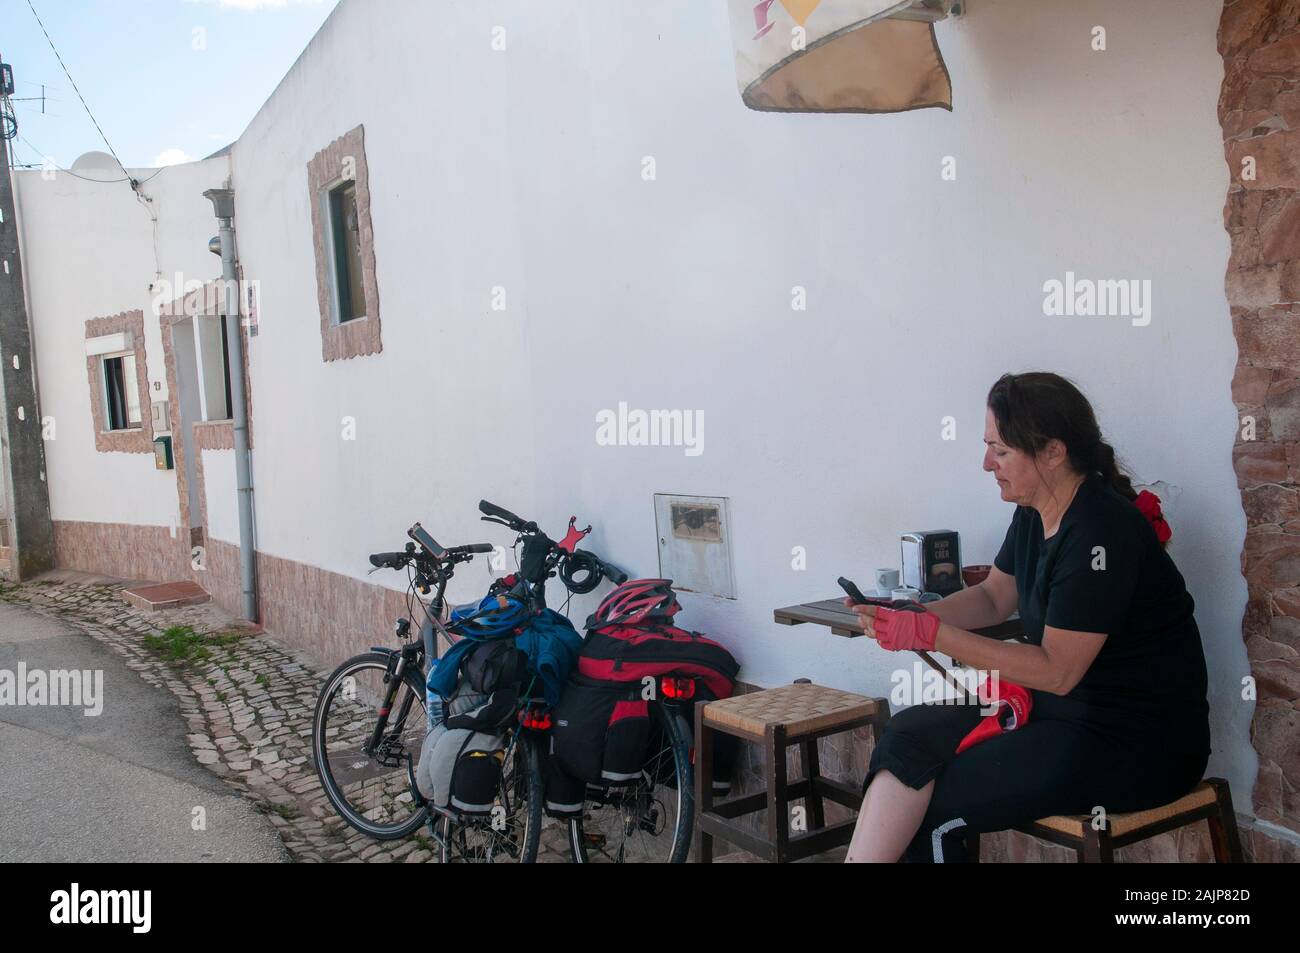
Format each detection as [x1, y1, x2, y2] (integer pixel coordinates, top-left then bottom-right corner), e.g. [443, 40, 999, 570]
[846, 770, 935, 862]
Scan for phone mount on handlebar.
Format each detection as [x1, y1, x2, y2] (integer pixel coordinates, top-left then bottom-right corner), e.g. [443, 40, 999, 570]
[557, 516, 591, 554]
[407, 522, 446, 558]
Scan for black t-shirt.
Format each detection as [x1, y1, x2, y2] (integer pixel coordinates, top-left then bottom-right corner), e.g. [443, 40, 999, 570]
[993, 473, 1209, 750]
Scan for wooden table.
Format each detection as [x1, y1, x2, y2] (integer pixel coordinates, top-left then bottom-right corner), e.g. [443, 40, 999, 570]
[773, 597, 1024, 700]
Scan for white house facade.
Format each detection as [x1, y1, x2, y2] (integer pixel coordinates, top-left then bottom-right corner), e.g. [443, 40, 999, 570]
[8, 0, 1296, 860]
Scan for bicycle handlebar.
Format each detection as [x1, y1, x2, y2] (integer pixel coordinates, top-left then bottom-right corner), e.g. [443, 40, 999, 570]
[477, 500, 630, 596]
[478, 499, 536, 532]
[370, 533, 493, 573]
[597, 558, 629, 585]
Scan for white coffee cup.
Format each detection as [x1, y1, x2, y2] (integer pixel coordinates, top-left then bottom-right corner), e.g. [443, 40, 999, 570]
[891, 586, 922, 602]
[875, 568, 900, 594]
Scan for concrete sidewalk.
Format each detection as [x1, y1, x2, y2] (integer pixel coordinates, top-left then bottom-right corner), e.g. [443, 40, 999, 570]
[0, 599, 287, 862]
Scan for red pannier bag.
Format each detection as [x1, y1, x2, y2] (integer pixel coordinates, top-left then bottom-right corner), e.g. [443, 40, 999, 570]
[577, 623, 738, 700]
[549, 622, 739, 800]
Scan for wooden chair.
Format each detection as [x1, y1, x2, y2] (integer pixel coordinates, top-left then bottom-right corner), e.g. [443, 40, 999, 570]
[966, 778, 1244, 862]
[694, 682, 890, 863]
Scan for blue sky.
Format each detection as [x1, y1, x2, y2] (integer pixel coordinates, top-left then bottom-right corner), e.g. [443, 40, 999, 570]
[3, 0, 340, 170]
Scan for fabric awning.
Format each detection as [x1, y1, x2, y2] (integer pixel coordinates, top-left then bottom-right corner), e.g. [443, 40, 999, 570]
[730, 0, 953, 114]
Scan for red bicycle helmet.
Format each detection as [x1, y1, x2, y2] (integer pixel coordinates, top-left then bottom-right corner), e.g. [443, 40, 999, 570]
[587, 578, 680, 630]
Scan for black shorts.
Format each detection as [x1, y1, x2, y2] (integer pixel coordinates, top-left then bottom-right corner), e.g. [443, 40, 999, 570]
[863, 696, 1209, 862]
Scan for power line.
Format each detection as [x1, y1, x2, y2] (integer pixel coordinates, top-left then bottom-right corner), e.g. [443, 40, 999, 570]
[12, 9, 174, 283]
[15, 132, 165, 185]
[18, 1, 164, 280]
[14, 130, 167, 281]
[24, 0, 130, 181]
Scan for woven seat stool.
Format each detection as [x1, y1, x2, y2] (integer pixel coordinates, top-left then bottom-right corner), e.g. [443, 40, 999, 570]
[694, 682, 889, 863]
[966, 778, 1244, 862]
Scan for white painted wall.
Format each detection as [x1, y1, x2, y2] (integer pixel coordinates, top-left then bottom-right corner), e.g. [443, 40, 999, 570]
[203, 448, 238, 544]
[15, 157, 230, 528]
[223, 0, 1251, 793]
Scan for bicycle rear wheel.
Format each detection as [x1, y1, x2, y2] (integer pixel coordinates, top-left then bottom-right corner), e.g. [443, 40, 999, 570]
[437, 731, 543, 863]
[568, 703, 694, 863]
[312, 652, 429, 840]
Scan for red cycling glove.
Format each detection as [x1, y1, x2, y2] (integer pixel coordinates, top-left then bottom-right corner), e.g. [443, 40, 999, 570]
[870, 603, 940, 652]
[954, 678, 1032, 754]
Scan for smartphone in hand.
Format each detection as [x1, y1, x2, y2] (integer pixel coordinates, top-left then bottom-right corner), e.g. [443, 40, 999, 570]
[838, 576, 893, 607]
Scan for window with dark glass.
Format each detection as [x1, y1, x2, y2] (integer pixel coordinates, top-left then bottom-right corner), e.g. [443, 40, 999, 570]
[328, 181, 366, 323]
[102, 354, 142, 431]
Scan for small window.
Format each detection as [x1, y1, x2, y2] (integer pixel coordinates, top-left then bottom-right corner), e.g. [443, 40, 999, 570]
[308, 125, 381, 361]
[101, 353, 142, 431]
[327, 180, 367, 323]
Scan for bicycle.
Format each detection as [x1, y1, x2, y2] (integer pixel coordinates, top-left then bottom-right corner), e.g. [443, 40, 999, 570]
[312, 520, 552, 861]
[474, 501, 698, 863]
[311, 502, 631, 863]
[427, 499, 631, 861]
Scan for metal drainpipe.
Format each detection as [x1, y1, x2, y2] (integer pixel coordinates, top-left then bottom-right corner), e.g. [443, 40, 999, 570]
[203, 187, 258, 623]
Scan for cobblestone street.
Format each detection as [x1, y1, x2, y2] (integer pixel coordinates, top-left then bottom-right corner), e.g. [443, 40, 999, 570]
[0, 574, 572, 863]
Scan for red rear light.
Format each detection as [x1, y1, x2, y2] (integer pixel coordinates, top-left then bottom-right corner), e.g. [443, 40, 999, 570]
[520, 707, 552, 731]
[660, 676, 696, 700]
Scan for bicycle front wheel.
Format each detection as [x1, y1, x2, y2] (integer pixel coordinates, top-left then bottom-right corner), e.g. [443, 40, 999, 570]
[568, 703, 694, 863]
[311, 652, 429, 840]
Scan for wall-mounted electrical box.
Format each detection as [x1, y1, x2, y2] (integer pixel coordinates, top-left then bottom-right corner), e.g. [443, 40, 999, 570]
[151, 400, 170, 435]
[654, 494, 736, 599]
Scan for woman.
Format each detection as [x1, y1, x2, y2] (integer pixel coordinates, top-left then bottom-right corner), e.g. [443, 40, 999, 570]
[845, 372, 1210, 863]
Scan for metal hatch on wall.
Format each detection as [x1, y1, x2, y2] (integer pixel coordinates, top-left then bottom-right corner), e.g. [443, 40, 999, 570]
[730, 0, 961, 114]
[655, 495, 737, 599]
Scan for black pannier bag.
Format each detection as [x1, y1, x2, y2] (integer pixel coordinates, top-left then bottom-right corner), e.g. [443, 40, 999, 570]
[448, 743, 506, 814]
[547, 622, 740, 812]
[551, 674, 651, 786]
[541, 741, 586, 817]
[416, 712, 508, 814]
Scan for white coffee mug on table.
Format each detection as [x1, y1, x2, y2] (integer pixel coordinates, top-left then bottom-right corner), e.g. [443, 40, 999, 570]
[875, 568, 900, 595]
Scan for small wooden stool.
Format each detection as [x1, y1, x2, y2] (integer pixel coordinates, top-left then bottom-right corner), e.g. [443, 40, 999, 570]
[694, 683, 889, 863]
[968, 778, 1244, 862]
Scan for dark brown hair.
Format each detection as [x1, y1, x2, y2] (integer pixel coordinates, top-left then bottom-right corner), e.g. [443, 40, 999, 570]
[986, 372, 1138, 502]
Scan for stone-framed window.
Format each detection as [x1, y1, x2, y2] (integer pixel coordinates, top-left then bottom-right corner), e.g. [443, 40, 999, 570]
[85, 310, 154, 453]
[308, 124, 382, 362]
